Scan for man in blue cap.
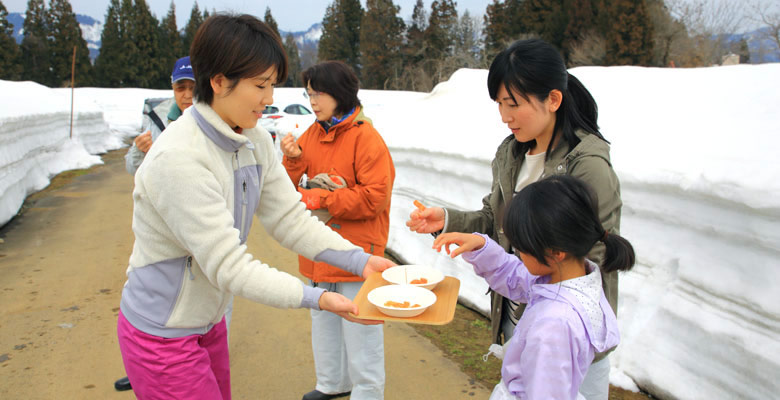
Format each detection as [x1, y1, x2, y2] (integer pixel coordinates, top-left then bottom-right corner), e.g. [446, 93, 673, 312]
[124, 56, 195, 175]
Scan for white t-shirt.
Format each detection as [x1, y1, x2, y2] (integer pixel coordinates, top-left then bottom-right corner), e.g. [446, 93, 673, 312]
[514, 150, 546, 193]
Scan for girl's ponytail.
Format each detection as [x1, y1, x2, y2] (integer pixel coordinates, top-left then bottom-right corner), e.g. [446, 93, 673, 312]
[564, 73, 600, 137]
[600, 231, 636, 273]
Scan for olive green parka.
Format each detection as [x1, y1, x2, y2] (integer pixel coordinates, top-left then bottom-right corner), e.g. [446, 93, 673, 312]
[445, 129, 622, 346]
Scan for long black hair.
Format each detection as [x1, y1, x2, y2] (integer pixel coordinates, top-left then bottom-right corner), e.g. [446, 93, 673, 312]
[503, 175, 634, 273]
[487, 38, 606, 158]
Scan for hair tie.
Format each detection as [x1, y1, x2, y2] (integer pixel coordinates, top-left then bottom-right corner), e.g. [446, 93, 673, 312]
[600, 231, 609, 242]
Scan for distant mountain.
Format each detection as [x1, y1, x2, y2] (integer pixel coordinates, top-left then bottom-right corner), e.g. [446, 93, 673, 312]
[280, 23, 322, 47]
[725, 28, 780, 63]
[8, 12, 103, 62]
[7, 12, 23, 42]
[76, 14, 103, 62]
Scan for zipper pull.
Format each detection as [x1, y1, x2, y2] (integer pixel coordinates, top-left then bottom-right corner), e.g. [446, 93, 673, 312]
[242, 181, 248, 204]
[187, 256, 195, 280]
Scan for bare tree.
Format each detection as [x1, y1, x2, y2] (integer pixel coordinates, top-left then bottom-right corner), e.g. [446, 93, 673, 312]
[747, 0, 780, 60]
[665, 0, 746, 65]
[568, 31, 607, 67]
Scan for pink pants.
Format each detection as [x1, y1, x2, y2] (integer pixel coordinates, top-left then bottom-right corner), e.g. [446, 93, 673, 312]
[117, 311, 231, 400]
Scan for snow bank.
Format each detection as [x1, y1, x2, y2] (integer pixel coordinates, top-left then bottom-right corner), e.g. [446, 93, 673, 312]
[0, 81, 169, 225]
[368, 65, 780, 399]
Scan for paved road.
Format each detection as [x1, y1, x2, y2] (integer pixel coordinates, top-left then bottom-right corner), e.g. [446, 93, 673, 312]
[0, 149, 491, 399]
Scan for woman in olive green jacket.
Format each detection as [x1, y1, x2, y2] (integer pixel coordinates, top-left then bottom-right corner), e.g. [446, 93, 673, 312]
[406, 39, 622, 400]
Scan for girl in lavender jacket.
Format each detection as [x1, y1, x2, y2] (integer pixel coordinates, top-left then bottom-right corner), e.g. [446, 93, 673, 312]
[433, 175, 635, 400]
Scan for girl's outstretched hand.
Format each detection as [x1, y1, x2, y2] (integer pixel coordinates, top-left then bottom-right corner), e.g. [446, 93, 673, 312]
[433, 232, 486, 258]
[406, 205, 445, 234]
[318, 292, 384, 325]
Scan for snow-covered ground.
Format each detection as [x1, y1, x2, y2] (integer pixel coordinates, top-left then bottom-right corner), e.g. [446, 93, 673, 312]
[1, 63, 779, 399]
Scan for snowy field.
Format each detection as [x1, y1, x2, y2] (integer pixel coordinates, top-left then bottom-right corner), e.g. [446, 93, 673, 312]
[1, 64, 779, 399]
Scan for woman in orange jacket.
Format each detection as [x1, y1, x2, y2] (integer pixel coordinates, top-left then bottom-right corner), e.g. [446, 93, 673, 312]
[281, 61, 395, 400]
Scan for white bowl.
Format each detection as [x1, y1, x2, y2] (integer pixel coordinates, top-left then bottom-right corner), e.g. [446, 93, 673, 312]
[382, 265, 444, 290]
[367, 284, 437, 318]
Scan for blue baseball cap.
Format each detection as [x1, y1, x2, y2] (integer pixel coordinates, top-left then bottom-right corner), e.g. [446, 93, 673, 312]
[171, 56, 194, 83]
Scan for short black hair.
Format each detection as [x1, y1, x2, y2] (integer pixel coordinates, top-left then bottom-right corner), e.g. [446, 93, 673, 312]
[190, 14, 288, 105]
[302, 61, 361, 116]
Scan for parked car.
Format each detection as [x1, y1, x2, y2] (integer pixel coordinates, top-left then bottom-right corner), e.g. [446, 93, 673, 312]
[259, 102, 315, 142]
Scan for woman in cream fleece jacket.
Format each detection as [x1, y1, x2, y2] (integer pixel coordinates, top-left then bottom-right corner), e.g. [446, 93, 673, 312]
[116, 14, 393, 400]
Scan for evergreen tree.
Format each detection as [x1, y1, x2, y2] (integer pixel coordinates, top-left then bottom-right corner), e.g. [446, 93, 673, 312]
[424, 0, 457, 82]
[403, 0, 427, 67]
[95, 0, 121, 86]
[283, 33, 302, 87]
[483, 0, 529, 58]
[20, 0, 52, 85]
[604, 0, 654, 65]
[484, 0, 509, 57]
[318, 1, 343, 62]
[318, 0, 363, 76]
[182, 2, 204, 55]
[738, 37, 750, 64]
[48, 0, 94, 87]
[396, 0, 430, 91]
[264, 7, 281, 40]
[0, 0, 22, 80]
[522, 0, 566, 50]
[130, 0, 162, 88]
[118, 0, 139, 85]
[159, 1, 183, 84]
[453, 10, 481, 67]
[562, 0, 599, 59]
[360, 0, 404, 89]
[425, 0, 457, 59]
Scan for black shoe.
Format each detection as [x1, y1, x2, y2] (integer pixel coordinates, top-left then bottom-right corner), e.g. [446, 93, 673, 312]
[301, 389, 351, 400]
[114, 376, 132, 392]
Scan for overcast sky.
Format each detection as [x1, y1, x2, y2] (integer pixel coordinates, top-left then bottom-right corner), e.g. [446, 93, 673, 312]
[4, 0, 492, 32]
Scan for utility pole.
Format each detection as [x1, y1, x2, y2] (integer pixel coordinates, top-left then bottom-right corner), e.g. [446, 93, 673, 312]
[69, 46, 76, 139]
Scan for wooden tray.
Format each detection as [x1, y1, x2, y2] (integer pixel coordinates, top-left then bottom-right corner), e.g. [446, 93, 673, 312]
[351, 273, 460, 325]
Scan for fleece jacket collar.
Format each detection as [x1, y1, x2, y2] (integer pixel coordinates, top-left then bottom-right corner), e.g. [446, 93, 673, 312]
[190, 103, 253, 152]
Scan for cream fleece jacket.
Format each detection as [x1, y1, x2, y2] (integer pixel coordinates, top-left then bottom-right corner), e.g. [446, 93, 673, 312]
[120, 102, 366, 336]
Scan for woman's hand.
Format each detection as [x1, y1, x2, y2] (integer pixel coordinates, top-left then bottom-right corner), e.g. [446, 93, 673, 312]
[280, 133, 302, 158]
[318, 292, 384, 325]
[361, 255, 395, 279]
[405, 206, 445, 234]
[433, 232, 486, 258]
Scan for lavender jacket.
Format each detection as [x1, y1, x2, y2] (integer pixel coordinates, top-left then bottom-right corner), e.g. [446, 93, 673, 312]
[463, 234, 620, 400]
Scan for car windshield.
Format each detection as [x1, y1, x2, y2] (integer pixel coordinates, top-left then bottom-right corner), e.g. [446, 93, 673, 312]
[262, 106, 279, 115]
[284, 104, 312, 115]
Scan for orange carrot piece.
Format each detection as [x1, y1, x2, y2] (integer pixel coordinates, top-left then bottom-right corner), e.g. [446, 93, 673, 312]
[413, 200, 426, 211]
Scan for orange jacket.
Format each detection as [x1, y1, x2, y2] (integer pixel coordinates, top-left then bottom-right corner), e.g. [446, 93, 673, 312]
[282, 107, 395, 283]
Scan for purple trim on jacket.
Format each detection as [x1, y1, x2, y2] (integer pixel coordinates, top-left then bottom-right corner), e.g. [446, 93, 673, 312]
[463, 234, 620, 399]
